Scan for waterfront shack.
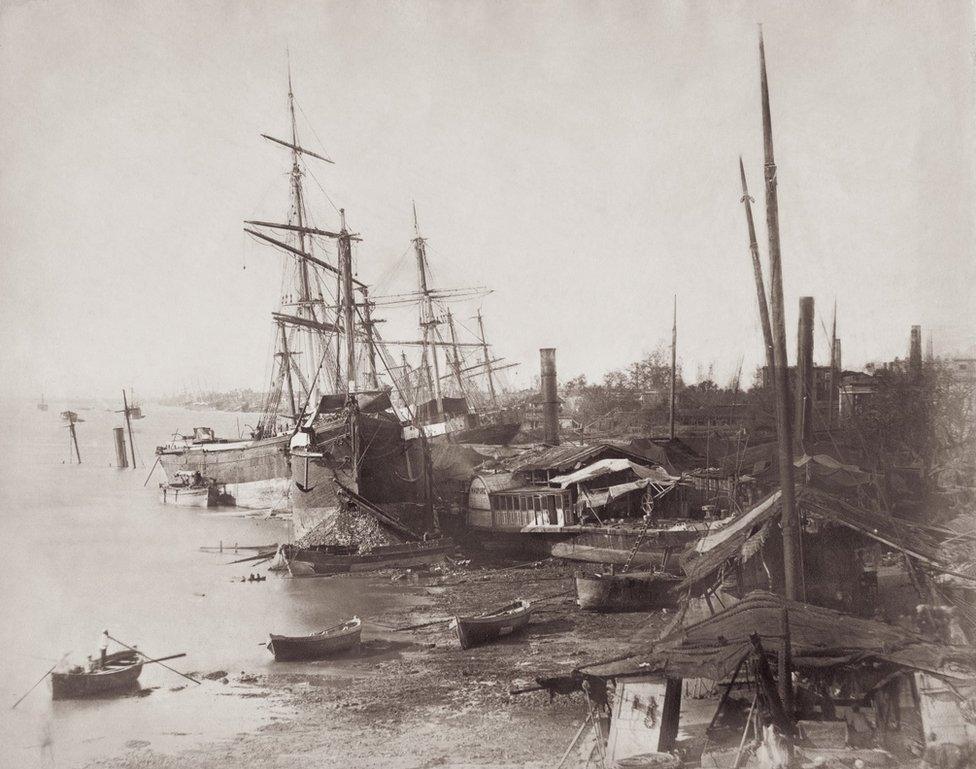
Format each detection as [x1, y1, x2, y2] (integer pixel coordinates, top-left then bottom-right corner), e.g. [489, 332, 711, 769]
[676, 485, 950, 615]
[539, 591, 976, 768]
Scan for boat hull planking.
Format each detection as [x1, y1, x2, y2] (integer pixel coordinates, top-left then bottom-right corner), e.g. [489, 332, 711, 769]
[454, 599, 532, 650]
[51, 652, 143, 700]
[268, 619, 362, 661]
[575, 571, 680, 612]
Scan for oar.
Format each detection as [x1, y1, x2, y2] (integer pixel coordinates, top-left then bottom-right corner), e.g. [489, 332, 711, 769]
[105, 635, 199, 685]
[226, 551, 276, 565]
[396, 617, 454, 632]
[11, 652, 71, 709]
[140, 653, 187, 666]
[142, 456, 161, 487]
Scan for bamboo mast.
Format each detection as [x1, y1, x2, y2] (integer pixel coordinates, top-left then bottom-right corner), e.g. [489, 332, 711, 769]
[412, 203, 444, 418]
[669, 296, 677, 440]
[739, 157, 776, 378]
[759, 30, 800, 604]
[476, 309, 499, 408]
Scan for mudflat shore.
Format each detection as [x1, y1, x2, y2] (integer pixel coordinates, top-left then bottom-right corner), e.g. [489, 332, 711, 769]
[90, 562, 674, 769]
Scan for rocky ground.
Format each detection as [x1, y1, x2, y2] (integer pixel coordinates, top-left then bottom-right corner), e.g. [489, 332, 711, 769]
[90, 561, 676, 769]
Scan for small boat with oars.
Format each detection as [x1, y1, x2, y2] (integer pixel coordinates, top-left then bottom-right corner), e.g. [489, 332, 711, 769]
[575, 569, 680, 612]
[47, 631, 190, 701]
[51, 651, 145, 700]
[453, 599, 532, 650]
[267, 617, 362, 661]
[159, 470, 218, 508]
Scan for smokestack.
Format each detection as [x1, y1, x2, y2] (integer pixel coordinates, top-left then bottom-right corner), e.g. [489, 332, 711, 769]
[909, 325, 922, 378]
[796, 297, 814, 449]
[540, 348, 560, 446]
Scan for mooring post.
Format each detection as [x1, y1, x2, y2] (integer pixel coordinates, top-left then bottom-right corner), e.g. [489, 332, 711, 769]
[122, 389, 137, 469]
[113, 427, 128, 469]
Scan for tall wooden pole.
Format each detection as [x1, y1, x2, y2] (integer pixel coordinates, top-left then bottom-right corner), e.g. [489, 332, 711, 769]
[739, 156, 776, 379]
[669, 296, 677, 440]
[122, 389, 137, 469]
[796, 297, 814, 450]
[759, 29, 800, 603]
[338, 209, 357, 394]
[829, 300, 837, 429]
[413, 203, 443, 418]
[446, 310, 466, 393]
[360, 287, 380, 390]
[69, 419, 82, 463]
[476, 310, 499, 408]
[279, 322, 298, 420]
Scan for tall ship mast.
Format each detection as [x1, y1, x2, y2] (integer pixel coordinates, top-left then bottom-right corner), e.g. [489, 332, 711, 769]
[155, 74, 354, 510]
[382, 205, 523, 445]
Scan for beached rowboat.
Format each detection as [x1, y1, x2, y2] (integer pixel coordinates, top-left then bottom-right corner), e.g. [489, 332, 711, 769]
[575, 570, 680, 612]
[267, 617, 362, 661]
[50, 651, 143, 700]
[454, 599, 532, 650]
[284, 537, 454, 575]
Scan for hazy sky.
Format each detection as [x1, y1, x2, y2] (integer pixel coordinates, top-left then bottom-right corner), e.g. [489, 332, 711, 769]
[2, 0, 974, 400]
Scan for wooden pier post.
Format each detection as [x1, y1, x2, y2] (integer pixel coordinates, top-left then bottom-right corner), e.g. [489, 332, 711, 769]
[68, 419, 81, 464]
[113, 427, 128, 469]
[122, 389, 137, 469]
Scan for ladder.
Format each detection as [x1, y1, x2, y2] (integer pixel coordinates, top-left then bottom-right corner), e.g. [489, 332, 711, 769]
[622, 492, 655, 573]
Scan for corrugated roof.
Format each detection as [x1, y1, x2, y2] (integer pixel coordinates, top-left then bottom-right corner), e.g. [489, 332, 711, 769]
[582, 591, 976, 680]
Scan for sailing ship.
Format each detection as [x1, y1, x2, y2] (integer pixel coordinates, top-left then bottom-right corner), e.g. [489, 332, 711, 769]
[384, 207, 523, 445]
[159, 70, 520, 519]
[154, 76, 340, 511]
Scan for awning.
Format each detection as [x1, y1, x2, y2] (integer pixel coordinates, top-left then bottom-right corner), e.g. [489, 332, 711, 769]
[579, 477, 677, 509]
[551, 458, 673, 488]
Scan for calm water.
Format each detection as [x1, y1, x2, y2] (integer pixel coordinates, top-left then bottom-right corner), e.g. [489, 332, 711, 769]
[0, 399, 412, 768]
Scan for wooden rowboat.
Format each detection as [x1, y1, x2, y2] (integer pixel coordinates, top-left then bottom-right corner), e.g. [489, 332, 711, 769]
[284, 537, 453, 575]
[51, 651, 143, 700]
[267, 617, 362, 661]
[454, 599, 532, 650]
[575, 570, 680, 612]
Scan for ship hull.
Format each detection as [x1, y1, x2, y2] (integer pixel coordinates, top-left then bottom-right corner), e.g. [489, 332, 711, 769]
[575, 571, 680, 612]
[451, 419, 521, 446]
[158, 434, 291, 510]
[290, 411, 431, 547]
[286, 538, 453, 574]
